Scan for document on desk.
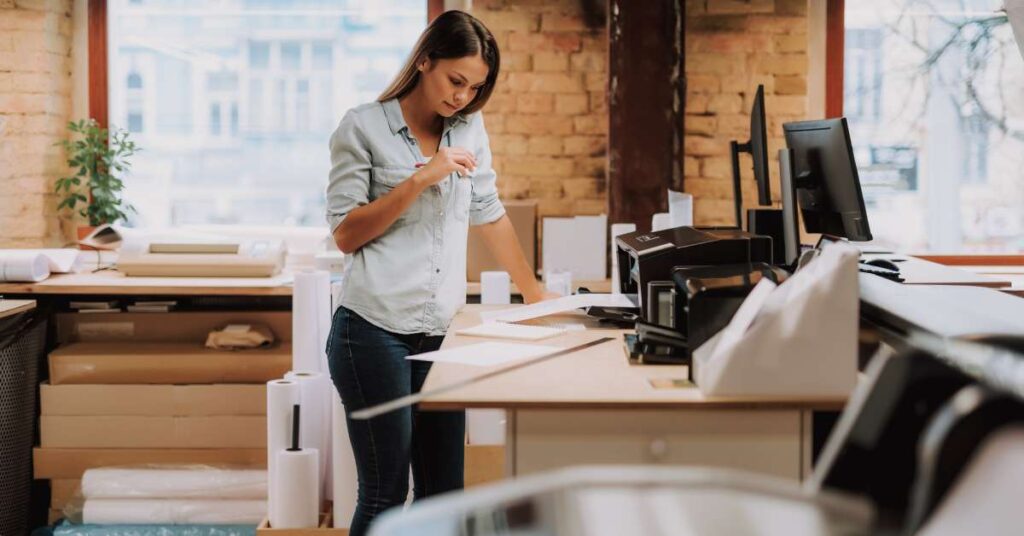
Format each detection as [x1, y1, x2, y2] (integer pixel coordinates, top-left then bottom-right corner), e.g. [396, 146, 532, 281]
[456, 322, 566, 341]
[406, 341, 562, 367]
[479, 293, 637, 324]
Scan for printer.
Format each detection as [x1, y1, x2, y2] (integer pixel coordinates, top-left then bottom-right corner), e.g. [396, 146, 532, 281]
[615, 226, 773, 319]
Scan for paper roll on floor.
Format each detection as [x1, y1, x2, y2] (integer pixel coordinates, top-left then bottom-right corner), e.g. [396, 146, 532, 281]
[82, 499, 266, 524]
[80, 467, 266, 499]
[0, 251, 50, 282]
[332, 390, 356, 529]
[270, 448, 319, 528]
[267, 379, 300, 521]
[284, 371, 330, 506]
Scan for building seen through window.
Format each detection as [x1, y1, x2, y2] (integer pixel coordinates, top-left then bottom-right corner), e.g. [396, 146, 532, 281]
[846, 0, 1024, 252]
[108, 0, 426, 227]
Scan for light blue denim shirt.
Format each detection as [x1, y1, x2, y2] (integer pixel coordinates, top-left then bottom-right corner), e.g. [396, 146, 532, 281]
[326, 98, 505, 336]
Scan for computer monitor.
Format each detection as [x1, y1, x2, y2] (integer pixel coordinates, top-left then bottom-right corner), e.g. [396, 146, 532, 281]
[778, 148, 802, 267]
[729, 85, 771, 228]
[782, 118, 873, 241]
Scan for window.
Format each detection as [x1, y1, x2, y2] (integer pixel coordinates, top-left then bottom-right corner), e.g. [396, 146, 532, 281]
[106, 0, 427, 227]
[845, 0, 1024, 252]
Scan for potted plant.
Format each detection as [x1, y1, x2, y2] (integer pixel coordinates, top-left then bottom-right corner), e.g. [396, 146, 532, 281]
[55, 119, 137, 244]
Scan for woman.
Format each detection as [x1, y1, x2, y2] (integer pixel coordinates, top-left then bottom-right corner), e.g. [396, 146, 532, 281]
[325, 10, 554, 534]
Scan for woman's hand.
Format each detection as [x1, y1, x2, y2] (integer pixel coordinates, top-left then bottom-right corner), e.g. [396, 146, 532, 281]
[414, 147, 477, 187]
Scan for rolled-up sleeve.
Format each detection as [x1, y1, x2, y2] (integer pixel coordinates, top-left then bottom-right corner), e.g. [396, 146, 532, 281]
[326, 110, 371, 232]
[468, 114, 506, 226]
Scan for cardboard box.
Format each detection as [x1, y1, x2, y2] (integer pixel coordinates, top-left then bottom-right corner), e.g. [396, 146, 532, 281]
[48, 342, 291, 385]
[465, 445, 505, 488]
[467, 200, 537, 282]
[41, 383, 267, 416]
[41, 416, 266, 448]
[56, 311, 293, 344]
[50, 479, 80, 510]
[34, 447, 266, 479]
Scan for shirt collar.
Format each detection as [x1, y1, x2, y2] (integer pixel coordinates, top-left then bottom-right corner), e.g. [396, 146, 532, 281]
[382, 98, 469, 136]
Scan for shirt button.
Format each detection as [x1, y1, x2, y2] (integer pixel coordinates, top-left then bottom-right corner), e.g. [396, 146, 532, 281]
[436, 269, 440, 273]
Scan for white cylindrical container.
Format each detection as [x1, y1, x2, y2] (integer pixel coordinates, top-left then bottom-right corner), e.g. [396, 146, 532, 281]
[480, 271, 512, 305]
[284, 371, 330, 506]
[270, 448, 319, 529]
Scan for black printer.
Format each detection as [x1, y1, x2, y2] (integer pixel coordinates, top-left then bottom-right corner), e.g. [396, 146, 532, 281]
[615, 226, 773, 318]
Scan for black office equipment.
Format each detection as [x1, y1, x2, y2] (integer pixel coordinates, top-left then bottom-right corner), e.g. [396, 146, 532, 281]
[782, 118, 872, 242]
[730, 85, 771, 228]
[863, 258, 899, 271]
[614, 226, 773, 320]
[778, 147, 803, 267]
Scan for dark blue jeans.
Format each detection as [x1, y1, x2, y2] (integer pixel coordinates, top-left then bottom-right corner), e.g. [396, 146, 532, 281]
[326, 306, 465, 536]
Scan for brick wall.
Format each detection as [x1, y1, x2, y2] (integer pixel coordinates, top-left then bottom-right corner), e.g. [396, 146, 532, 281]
[0, 0, 73, 248]
[473, 0, 608, 219]
[684, 0, 810, 225]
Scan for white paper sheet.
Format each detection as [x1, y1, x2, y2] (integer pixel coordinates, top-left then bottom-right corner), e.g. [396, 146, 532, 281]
[456, 322, 566, 341]
[16, 249, 82, 273]
[479, 293, 637, 324]
[406, 341, 562, 367]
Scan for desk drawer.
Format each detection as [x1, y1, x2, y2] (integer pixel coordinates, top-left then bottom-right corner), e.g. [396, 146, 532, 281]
[511, 409, 802, 480]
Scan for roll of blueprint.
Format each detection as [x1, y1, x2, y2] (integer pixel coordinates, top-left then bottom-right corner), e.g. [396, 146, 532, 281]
[0, 251, 50, 282]
[292, 271, 328, 373]
[284, 371, 330, 507]
[331, 390, 356, 529]
[271, 448, 319, 528]
[80, 467, 266, 499]
[266, 379, 300, 521]
[82, 499, 266, 524]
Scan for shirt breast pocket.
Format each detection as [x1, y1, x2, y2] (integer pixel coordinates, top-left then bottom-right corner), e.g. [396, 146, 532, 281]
[371, 166, 421, 229]
[453, 178, 472, 222]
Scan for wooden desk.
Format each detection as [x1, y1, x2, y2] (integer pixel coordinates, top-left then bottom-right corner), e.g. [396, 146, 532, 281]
[0, 299, 36, 319]
[861, 254, 1010, 288]
[466, 278, 612, 297]
[421, 305, 845, 481]
[0, 271, 293, 297]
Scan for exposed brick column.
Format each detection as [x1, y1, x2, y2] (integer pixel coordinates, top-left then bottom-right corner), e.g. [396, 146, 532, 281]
[0, 0, 74, 247]
[684, 0, 810, 226]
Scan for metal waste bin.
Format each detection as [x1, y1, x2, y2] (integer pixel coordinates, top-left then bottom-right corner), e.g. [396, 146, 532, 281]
[0, 309, 47, 536]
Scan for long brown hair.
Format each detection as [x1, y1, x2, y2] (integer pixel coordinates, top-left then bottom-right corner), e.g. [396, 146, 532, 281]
[378, 10, 500, 115]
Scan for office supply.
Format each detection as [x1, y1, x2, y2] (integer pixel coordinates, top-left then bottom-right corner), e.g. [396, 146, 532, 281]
[650, 212, 672, 232]
[479, 293, 636, 324]
[291, 271, 330, 373]
[81, 498, 266, 524]
[668, 190, 693, 228]
[480, 271, 511, 305]
[331, 390, 356, 529]
[456, 322, 566, 341]
[610, 223, 637, 294]
[407, 341, 562, 367]
[352, 337, 615, 420]
[692, 243, 860, 397]
[117, 239, 286, 277]
[544, 269, 573, 297]
[80, 467, 267, 499]
[0, 251, 50, 282]
[266, 379, 299, 523]
[614, 226, 772, 317]
[778, 148, 802, 267]
[730, 84, 771, 228]
[271, 405, 319, 529]
[369, 466, 873, 536]
[283, 371, 329, 508]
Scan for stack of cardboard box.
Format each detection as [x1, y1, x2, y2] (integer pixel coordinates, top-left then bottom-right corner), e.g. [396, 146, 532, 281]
[37, 311, 292, 523]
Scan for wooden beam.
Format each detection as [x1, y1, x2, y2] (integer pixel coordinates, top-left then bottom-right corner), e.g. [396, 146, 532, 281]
[825, 0, 844, 118]
[428, 0, 444, 23]
[608, 0, 685, 231]
[88, 0, 108, 127]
